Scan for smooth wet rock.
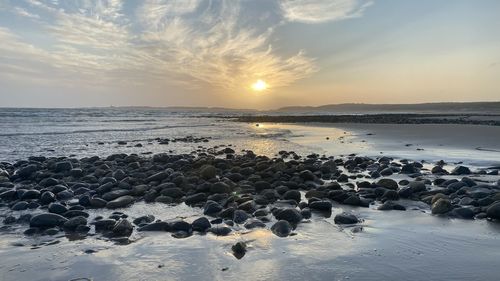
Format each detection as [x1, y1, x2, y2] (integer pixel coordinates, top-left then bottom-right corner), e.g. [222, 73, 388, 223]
[271, 220, 292, 237]
[55, 161, 73, 172]
[486, 202, 500, 220]
[11, 201, 29, 211]
[451, 166, 471, 175]
[102, 189, 130, 201]
[200, 165, 217, 179]
[432, 198, 452, 215]
[133, 215, 155, 225]
[334, 213, 358, 224]
[233, 210, 250, 224]
[184, 193, 207, 205]
[204, 200, 223, 215]
[138, 221, 170, 231]
[232, 241, 247, 259]
[63, 216, 87, 230]
[451, 207, 474, 219]
[283, 190, 301, 202]
[106, 195, 134, 209]
[377, 178, 398, 190]
[208, 226, 232, 236]
[112, 219, 133, 237]
[20, 189, 40, 200]
[244, 219, 266, 229]
[48, 202, 68, 214]
[275, 208, 302, 224]
[309, 200, 332, 211]
[192, 217, 211, 232]
[30, 213, 68, 228]
[40, 191, 56, 205]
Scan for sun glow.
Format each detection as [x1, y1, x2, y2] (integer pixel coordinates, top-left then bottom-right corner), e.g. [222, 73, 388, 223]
[251, 79, 268, 91]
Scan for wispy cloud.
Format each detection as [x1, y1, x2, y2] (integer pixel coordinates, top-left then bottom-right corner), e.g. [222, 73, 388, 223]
[0, 0, 371, 93]
[280, 0, 373, 23]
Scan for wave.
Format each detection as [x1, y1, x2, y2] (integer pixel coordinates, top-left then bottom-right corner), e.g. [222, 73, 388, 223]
[0, 124, 213, 137]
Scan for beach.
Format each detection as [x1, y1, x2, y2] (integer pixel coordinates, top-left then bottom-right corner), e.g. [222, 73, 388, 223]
[1, 108, 500, 281]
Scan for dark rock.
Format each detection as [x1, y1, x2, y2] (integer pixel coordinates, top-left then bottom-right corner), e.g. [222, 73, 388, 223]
[11, 201, 29, 211]
[138, 221, 170, 231]
[210, 182, 231, 194]
[20, 189, 40, 200]
[192, 217, 211, 232]
[63, 216, 87, 230]
[283, 190, 301, 202]
[377, 178, 398, 190]
[106, 195, 134, 209]
[102, 189, 130, 201]
[54, 161, 73, 172]
[40, 191, 56, 205]
[204, 200, 223, 215]
[112, 219, 133, 237]
[450, 207, 474, 219]
[231, 241, 246, 259]
[451, 166, 471, 175]
[90, 197, 107, 208]
[200, 165, 217, 179]
[309, 200, 332, 211]
[334, 213, 358, 224]
[208, 226, 232, 236]
[48, 202, 68, 214]
[170, 220, 192, 232]
[233, 210, 250, 224]
[30, 213, 68, 227]
[133, 215, 155, 225]
[271, 220, 292, 237]
[244, 219, 266, 229]
[184, 193, 207, 205]
[275, 208, 302, 224]
[431, 198, 452, 214]
[486, 202, 500, 220]
[300, 208, 312, 219]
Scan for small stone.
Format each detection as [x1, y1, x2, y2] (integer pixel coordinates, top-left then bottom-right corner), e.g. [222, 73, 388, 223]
[334, 213, 358, 224]
[271, 220, 292, 237]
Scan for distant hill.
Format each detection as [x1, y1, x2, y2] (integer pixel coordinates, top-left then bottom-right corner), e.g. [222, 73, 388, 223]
[276, 102, 500, 114]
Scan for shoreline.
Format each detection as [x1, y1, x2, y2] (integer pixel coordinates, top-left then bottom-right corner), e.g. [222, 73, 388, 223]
[228, 113, 500, 126]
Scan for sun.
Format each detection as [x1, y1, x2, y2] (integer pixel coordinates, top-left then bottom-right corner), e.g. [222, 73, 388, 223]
[251, 79, 268, 91]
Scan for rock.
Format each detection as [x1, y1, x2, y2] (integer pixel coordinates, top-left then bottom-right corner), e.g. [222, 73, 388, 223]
[40, 191, 56, 205]
[233, 210, 250, 224]
[200, 165, 217, 179]
[204, 200, 223, 215]
[90, 197, 107, 208]
[11, 201, 29, 211]
[208, 226, 232, 236]
[106, 195, 135, 209]
[378, 201, 406, 211]
[20, 189, 40, 200]
[146, 172, 168, 182]
[486, 202, 500, 220]
[170, 220, 192, 232]
[30, 213, 68, 227]
[184, 193, 207, 205]
[271, 220, 292, 237]
[55, 161, 73, 172]
[401, 163, 418, 174]
[408, 181, 426, 193]
[300, 208, 312, 219]
[102, 189, 130, 201]
[133, 215, 155, 225]
[15, 164, 38, 179]
[63, 216, 87, 230]
[244, 219, 266, 229]
[48, 202, 68, 214]
[210, 182, 231, 194]
[93, 219, 118, 231]
[431, 198, 452, 214]
[334, 213, 358, 224]
[283, 190, 301, 202]
[155, 196, 173, 204]
[299, 170, 315, 181]
[377, 178, 399, 190]
[192, 217, 211, 232]
[112, 219, 133, 237]
[451, 207, 474, 219]
[309, 200, 332, 211]
[451, 166, 471, 175]
[431, 166, 448, 174]
[275, 208, 302, 224]
[231, 241, 247, 259]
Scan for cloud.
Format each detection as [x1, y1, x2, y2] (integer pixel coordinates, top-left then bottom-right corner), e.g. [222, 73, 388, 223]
[280, 0, 373, 23]
[1, 0, 371, 93]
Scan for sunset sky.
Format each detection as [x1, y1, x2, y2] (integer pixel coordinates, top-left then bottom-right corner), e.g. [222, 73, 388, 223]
[0, 0, 499, 109]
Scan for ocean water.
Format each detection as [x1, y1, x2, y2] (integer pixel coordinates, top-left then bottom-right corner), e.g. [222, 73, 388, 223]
[1, 108, 499, 168]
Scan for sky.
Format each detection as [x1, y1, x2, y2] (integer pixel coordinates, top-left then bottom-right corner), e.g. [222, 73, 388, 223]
[0, 0, 499, 109]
